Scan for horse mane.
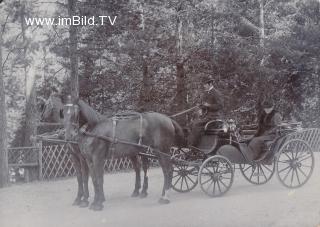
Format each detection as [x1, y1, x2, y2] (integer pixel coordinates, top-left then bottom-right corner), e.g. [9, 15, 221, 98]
[77, 99, 103, 128]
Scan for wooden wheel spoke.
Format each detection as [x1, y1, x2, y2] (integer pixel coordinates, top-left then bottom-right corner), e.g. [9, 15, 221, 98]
[284, 152, 292, 160]
[212, 181, 216, 195]
[297, 165, 307, 178]
[278, 165, 291, 173]
[262, 164, 273, 173]
[186, 175, 196, 185]
[298, 154, 312, 163]
[249, 167, 256, 180]
[206, 179, 214, 193]
[282, 167, 293, 182]
[259, 165, 267, 181]
[294, 168, 301, 185]
[216, 180, 222, 193]
[180, 176, 185, 189]
[290, 168, 294, 187]
[219, 178, 228, 189]
[277, 159, 291, 164]
[173, 175, 182, 187]
[204, 167, 214, 175]
[243, 165, 252, 173]
[201, 176, 213, 186]
[183, 176, 189, 190]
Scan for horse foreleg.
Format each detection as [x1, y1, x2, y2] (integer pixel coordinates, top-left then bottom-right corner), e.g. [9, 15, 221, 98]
[79, 155, 89, 207]
[130, 155, 141, 197]
[140, 156, 149, 198]
[69, 153, 83, 206]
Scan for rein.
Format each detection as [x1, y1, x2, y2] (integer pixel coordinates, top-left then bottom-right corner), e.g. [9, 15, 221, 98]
[170, 105, 199, 118]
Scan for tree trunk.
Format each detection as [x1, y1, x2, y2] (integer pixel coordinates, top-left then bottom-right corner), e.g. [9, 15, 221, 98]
[259, 0, 265, 48]
[172, 61, 187, 125]
[68, 0, 79, 99]
[20, 3, 38, 181]
[138, 58, 152, 111]
[0, 28, 9, 187]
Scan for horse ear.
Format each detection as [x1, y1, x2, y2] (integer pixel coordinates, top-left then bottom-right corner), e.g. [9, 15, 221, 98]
[60, 109, 64, 119]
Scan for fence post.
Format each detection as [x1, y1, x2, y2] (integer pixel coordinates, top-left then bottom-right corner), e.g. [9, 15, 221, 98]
[38, 141, 43, 180]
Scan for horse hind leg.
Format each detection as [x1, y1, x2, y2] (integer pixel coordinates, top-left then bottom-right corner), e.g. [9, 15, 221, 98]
[89, 153, 105, 211]
[140, 156, 149, 198]
[130, 155, 141, 197]
[158, 154, 173, 204]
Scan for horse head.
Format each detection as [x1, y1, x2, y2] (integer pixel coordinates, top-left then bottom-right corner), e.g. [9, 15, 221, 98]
[41, 93, 64, 123]
[62, 95, 102, 141]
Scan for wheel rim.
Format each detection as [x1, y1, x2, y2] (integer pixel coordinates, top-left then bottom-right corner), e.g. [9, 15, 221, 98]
[240, 161, 275, 185]
[171, 163, 198, 193]
[198, 155, 234, 197]
[277, 139, 314, 188]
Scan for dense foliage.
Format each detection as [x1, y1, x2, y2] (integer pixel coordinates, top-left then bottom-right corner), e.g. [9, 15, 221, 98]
[1, 0, 320, 147]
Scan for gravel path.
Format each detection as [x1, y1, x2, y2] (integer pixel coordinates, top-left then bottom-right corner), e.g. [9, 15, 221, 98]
[1, 154, 320, 227]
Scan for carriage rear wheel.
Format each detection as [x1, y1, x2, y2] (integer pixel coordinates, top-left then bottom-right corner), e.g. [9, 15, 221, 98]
[239, 160, 275, 185]
[198, 155, 234, 197]
[171, 154, 199, 193]
[276, 139, 314, 188]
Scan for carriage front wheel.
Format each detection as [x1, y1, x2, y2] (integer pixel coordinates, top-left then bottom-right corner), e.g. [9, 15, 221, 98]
[276, 139, 314, 188]
[198, 155, 234, 197]
[171, 153, 199, 193]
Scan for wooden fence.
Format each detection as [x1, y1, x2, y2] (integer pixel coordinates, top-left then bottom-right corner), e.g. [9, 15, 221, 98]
[8, 128, 320, 182]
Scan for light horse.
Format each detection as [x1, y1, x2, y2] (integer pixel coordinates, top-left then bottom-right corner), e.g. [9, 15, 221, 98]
[63, 96, 185, 210]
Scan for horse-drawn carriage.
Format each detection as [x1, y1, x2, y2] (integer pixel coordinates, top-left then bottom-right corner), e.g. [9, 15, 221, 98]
[40, 95, 315, 210]
[171, 119, 315, 197]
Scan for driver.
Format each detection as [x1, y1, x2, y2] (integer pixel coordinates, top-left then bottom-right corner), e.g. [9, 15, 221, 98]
[248, 99, 282, 160]
[189, 77, 224, 146]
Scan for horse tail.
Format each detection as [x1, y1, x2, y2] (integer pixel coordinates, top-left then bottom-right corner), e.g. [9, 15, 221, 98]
[171, 119, 186, 147]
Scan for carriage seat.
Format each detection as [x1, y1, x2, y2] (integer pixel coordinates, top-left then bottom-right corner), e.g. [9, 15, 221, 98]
[204, 119, 225, 135]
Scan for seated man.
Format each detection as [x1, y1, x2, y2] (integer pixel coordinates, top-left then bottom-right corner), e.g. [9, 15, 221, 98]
[248, 99, 282, 160]
[189, 77, 224, 146]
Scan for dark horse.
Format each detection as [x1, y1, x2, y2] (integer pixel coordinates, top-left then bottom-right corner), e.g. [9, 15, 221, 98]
[44, 95, 183, 210]
[41, 94, 91, 207]
[41, 95, 152, 208]
[62, 96, 185, 210]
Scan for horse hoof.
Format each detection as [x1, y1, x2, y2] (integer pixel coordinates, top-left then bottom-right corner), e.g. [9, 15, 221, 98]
[91, 204, 103, 211]
[72, 199, 81, 206]
[158, 198, 170, 204]
[131, 191, 140, 197]
[140, 192, 148, 198]
[79, 200, 89, 208]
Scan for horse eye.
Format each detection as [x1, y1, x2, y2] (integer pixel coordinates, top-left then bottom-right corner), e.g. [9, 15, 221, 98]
[60, 109, 64, 119]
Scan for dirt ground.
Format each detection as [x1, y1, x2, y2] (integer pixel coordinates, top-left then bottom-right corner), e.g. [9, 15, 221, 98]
[1, 154, 320, 227]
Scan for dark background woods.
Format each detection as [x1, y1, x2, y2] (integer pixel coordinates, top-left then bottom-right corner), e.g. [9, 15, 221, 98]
[1, 0, 320, 153]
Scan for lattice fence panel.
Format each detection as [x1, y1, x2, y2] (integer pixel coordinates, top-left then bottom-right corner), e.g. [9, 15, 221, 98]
[42, 142, 159, 180]
[8, 147, 39, 165]
[42, 143, 75, 180]
[285, 128, 320, 152]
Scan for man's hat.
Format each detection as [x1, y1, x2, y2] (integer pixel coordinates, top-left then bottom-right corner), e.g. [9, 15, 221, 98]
[261, 99, 274, 108]
[202, 76, 214, 84]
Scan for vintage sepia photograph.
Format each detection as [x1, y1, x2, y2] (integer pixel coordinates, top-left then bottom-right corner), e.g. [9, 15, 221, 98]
[0, 0, 320, 226]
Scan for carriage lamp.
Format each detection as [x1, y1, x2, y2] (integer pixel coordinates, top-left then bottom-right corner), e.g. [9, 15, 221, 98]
[227, 119, 237, 132]
[222, 123, 228, 133]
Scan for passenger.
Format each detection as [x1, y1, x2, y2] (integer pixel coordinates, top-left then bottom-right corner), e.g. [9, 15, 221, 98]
[248, 99, 282, 160]
[189, 77, 224, 146]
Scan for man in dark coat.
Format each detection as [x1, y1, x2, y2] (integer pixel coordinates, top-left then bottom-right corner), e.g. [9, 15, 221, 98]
[189, 78, 224, 146]
[248, 99, 282, 160]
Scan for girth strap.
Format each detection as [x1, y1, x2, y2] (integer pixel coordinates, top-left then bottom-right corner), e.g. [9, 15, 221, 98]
[110, 112, 144, 149]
